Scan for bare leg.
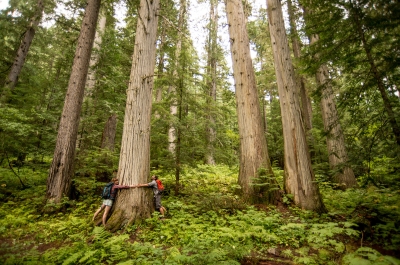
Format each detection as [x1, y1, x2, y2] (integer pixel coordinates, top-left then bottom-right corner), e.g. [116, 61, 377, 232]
[93, 205, 105, 221]
[102, 205, 111, 226]
[159, 207, 165, 217]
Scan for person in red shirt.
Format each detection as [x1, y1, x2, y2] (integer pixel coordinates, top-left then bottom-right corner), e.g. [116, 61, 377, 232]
[135, 175, 166, 218]
[93, 178, 135, 226]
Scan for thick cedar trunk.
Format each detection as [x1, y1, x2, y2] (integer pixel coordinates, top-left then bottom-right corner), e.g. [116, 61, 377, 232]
[267, 0, 326, 212]
[4, 0, 44, 91]
[100, 113, 117, 151]
[314, 59, 358, 189]
[46, 0, 101, 204]
[206, 0, 218, 165]
[105, 0, 160, 231]
[308, 31, 357, 189]
[225, 0, 279, 203]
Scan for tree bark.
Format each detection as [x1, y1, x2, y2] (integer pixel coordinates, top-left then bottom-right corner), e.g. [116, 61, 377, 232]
[46, 0, 101, 204]
[225, 0, 279, 204]
[105, 0, 160, 231]
[168, 0, 186, 156]
[4, 0, 44, 91]
[100, 113, 117, 151]
[287, 0, 314, 148]
[267, 0, 326, 212]
[205, 0, 218, 165]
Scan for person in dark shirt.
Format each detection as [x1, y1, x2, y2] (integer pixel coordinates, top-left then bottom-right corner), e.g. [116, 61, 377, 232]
[135, 175, 166, 217]
[93, 178, 135, 226]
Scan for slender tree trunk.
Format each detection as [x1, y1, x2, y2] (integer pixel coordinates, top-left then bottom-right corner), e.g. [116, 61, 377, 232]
[46, 0, 101, 204]
[267, 0, 326, 212]
[205, 0, 218, 165]
[154, 18, 167, 119]
[351, 6, 400, 146]
[168, 0, 186, 155]
[105, 0, 160, 231]
[86, 8, 107, 96]
[4, 0, 44, 91]
[225, 0, 279, 204]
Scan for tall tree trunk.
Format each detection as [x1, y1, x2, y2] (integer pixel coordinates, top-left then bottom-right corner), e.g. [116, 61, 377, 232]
[287, 0, 314, 148]
[76, 8, 107, 151]
[267, 0, 326, 212]
[351, 6, 400, 146]
[46, 0, 101, 204]
[105, 0, 160, 231]
[86, 8, 107, 96]
[4, 0, 44, 91]
[225, 0, 279, 204]
[154, 17, 167, 119]
[168, 0, 186, 156]
[205, 0, 218, 165]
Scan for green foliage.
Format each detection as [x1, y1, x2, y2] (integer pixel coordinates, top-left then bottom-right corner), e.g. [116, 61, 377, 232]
[342, 247, 400, 265]
[1, 164, 400, 264]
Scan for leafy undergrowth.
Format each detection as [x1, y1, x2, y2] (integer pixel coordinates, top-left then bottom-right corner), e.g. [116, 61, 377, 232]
[0, 164, 399, 264]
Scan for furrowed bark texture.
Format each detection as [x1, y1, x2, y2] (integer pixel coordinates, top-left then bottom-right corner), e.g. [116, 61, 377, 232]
[225, 0, 279, 203]
[310, 33, 357, 189]
[46, 0, 101, 203]
[106, 0, 160, 231]
[267, 0, 326, 212]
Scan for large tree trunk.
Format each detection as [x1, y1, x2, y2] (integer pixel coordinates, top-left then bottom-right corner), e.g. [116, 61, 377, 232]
[105, 0, 160, 231]
[46, 0, 101, 204]
[205, 0, 218, 165]
[4, 0, 44, 91]
[225, 0, 279, 204]
[309, 35, 358, 189]
[267, 0, 326, 212]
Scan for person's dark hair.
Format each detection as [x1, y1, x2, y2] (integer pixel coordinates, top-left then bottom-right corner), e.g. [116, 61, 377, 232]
[112, 178, 118, 183]
[153, 175, 158, 180]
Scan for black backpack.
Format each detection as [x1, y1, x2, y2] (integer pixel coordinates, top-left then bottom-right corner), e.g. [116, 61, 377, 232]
[101, 182, 114, 199]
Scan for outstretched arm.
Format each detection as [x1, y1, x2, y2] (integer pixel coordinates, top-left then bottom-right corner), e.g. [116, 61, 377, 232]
[135, 183, 149, 188]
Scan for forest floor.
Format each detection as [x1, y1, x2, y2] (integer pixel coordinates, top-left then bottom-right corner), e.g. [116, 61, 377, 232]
[0, 164, 399, 264]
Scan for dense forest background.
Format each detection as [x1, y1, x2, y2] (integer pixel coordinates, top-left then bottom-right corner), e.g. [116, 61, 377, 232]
[0, 0, 399, 264]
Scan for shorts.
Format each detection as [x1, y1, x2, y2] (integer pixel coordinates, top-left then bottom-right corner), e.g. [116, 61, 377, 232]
[154, 194, 162, 210]
[103, 199, 113, 207]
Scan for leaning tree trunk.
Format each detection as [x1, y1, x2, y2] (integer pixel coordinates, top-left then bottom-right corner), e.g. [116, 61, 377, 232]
[309, 34, 358, 189]
[76, 8, 107, 151]
[225, 0, 280, 204]
[46, 0, 101, 204]
[4, 0, 44, 91]
[105, 0, 160, 231]
[267, 0, 326, 212]
[205, 0, 218, 165]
